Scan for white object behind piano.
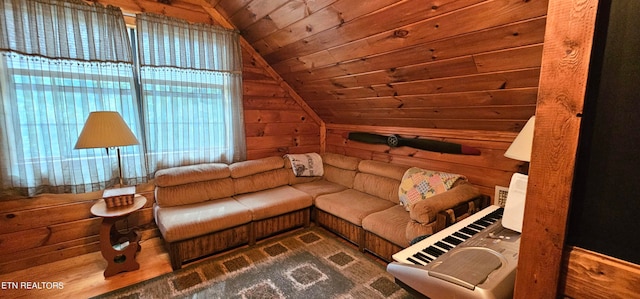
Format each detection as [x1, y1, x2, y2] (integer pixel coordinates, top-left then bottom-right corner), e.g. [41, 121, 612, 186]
[502, 173, 528, 233]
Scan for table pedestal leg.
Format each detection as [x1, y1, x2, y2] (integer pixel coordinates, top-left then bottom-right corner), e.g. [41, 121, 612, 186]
[99, 216, 141, 277]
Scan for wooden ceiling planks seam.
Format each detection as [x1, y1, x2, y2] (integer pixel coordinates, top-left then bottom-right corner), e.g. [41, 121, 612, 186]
[263, 0, 547, 67]
[305, 88, 539, 109]
[293, 46, 543, 93]
[240, 0, 340, 43]
[288, 43, 542, 90]
[276, 17, 547, 82]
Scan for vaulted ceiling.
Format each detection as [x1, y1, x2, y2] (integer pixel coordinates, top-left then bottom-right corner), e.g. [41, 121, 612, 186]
[99, 0, 548, 132]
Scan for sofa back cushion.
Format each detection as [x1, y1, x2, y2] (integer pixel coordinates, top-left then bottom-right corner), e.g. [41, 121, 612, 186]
[155, 179, 235, 208]
[353, 160, 410, 203]
[155, 163, 230, 187]
[154, 163, 234, 207]
[322, 152, 359, 188]
[229, 156, 283, 178]
[230, 156, 289, 194]
[233, 168, 290, 194]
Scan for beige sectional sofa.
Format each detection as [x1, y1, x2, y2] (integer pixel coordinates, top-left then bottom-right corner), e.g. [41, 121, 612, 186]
[154, 156, 313, 269]
[154, 153, 489, 269]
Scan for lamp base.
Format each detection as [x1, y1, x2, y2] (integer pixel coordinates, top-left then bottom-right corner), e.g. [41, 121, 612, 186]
[102, 186, 136, 208]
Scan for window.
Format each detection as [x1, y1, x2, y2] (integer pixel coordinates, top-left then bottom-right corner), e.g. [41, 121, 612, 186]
[135, 13, 246, 175]
[0, 0, 244, 197]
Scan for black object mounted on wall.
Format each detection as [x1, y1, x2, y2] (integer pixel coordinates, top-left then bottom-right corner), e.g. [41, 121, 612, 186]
[347, 132, 481, 155]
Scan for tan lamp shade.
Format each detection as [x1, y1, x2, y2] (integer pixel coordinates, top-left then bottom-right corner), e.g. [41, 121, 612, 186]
[75, 111, 139, 149]
[504, 116, 535, 162]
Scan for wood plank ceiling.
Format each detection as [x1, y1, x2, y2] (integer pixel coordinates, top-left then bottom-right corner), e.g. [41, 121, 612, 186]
[214, 0, 548, 132]
[106, 0, 548, 133]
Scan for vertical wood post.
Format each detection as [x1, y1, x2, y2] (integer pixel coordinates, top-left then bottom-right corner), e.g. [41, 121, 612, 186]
[514, 0, 599, 297]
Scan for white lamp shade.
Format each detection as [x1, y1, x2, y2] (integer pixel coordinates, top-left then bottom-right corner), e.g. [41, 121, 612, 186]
[75, 111, 139, 149]
[504, 116, 535, 162]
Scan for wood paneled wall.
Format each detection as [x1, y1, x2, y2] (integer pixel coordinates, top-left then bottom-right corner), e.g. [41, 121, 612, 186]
[0, 185, 157, 274]
[242, 46, 322, 159]
[325, 124, 521, 198]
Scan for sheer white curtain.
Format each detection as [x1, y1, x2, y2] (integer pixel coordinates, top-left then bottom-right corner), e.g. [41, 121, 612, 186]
[136, 13, 245, 174]
[0, 0, 146, 196]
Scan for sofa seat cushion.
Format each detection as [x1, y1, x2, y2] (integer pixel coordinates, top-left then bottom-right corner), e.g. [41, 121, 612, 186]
[362, 205, 411, 248]
[155, 198, 252, 243]
[233, 186, 313, 221]
[315, 189, 396, 226]
[291, 180, 347, 200]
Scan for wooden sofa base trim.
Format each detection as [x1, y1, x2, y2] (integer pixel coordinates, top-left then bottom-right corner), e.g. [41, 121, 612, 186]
[315, 195, 491, 263]
[252, 208, 311, 242]
[364, 231, 404, 262]
[167, 224, 252, 270]
[166, 208, 311, 270]
[167, 196, 490, 270]
[314, 209, 365, 252]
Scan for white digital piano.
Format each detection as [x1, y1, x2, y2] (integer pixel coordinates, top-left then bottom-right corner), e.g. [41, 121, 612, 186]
[387, 205, 521, 299]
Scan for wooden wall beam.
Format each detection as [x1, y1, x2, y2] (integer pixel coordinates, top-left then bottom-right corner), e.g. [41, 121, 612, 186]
[514, 0, 599, 297]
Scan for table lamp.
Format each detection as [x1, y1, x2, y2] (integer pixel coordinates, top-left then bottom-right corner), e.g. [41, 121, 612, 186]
[75, 111, 139, 207]
[504, 116, 535, 163]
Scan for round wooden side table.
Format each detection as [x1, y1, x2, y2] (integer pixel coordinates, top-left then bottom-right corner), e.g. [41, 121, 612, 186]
[90, 194, 146, 278]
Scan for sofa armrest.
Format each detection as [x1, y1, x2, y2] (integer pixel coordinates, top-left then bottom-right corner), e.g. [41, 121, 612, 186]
[434, 195, 491, 232]
[408, 183, 483, 224]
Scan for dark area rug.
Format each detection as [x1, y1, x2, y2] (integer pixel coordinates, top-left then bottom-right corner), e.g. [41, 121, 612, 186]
[92, 227, 414, 299]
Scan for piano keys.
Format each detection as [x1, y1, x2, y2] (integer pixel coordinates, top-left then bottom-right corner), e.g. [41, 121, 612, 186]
[394, 205, 504, 266]
[387, 205, 521, 299]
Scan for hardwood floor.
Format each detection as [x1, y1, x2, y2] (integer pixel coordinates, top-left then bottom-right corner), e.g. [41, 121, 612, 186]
[0, 226, 387, 299]
[0, 237, 173, 299]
